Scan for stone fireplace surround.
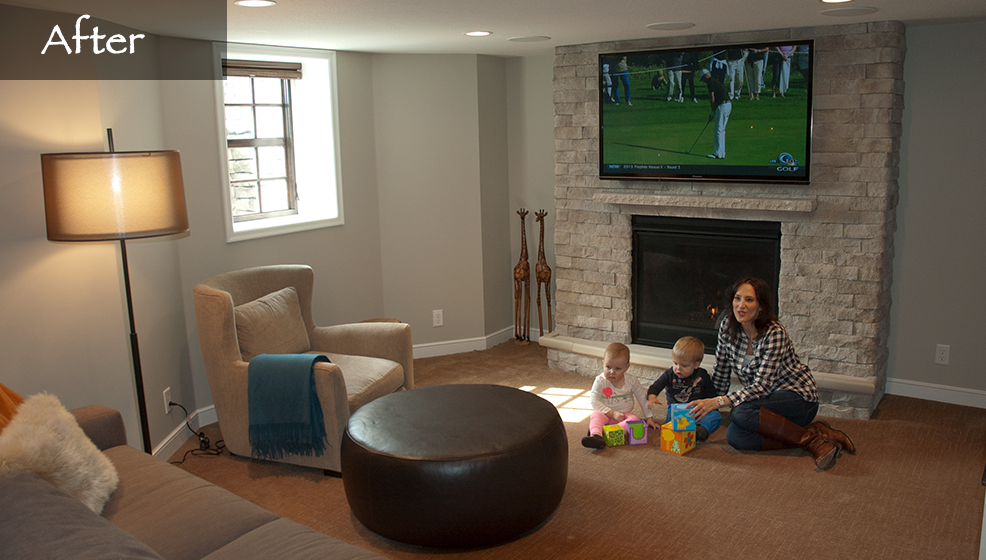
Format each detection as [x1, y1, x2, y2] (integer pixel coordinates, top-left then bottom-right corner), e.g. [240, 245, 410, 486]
[541, 21, 905, 420]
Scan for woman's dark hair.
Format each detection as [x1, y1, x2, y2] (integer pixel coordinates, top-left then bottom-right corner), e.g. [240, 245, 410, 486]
[720, 277, 777, 340]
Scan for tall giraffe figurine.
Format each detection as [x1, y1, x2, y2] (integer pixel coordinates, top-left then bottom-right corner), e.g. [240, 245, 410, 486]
[513, 209, 531, 342]
[534, 209, 553, 336]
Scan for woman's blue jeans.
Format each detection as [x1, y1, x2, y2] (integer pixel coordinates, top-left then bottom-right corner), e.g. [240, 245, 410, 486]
[726, 391, 818, 451]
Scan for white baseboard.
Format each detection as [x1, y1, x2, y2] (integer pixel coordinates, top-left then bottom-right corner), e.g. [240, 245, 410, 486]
[153, 405, 218, 459]
[413, 326, 534, 358]
[885, 378, 986, 409]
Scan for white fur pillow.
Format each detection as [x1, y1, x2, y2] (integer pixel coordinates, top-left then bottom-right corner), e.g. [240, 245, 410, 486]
[0, 394, 119, 513]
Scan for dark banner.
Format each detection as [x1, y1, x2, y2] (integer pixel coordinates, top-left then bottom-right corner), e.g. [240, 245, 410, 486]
[0, 3, 225, 80]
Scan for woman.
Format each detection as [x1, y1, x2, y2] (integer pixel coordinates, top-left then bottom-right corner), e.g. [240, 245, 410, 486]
[688, 278, 855, 470]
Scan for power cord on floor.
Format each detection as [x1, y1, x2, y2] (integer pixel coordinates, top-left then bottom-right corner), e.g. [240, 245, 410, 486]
[167, 401, 226, 465]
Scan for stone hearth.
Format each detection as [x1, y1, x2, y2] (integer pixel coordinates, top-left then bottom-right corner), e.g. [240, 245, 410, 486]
[546, 22, 905, 419]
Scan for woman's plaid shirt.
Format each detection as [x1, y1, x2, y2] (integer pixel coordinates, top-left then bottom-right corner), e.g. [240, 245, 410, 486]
[711, 320, 818, 406]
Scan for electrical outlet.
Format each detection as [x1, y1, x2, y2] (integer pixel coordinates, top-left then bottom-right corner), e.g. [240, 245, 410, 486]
[163, 387, 172, 415]
[432, 309, 444, 327]
[935, 344, 950, 366]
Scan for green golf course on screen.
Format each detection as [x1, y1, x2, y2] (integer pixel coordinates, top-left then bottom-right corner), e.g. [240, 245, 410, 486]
[599, 43, 812, 183]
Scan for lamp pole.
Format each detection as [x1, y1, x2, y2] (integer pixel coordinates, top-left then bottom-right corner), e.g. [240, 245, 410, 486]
[108, 129, 153, 454]
[121, 236, 152, 454]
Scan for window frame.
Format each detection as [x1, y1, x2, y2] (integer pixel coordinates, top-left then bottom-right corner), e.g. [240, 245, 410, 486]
[224, 72, 298, 222]
[214, 43, 344, 243]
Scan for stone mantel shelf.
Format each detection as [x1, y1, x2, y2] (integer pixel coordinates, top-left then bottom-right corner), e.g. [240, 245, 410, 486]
[593, 192, 817, 214]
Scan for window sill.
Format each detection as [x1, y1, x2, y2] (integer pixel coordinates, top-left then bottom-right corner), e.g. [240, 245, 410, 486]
[226, 214, 344, 242]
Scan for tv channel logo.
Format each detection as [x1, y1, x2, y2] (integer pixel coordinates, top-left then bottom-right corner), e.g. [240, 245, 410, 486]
[770, 152, 800, 172]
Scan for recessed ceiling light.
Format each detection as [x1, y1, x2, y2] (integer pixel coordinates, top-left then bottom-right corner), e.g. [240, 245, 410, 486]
[821, 6, 878, 16]
[234, 0, 276, 6]
[821, 0, 853, 3]
[508, 36, 551, 43]
[465, 31, 492, 37]
[646, 22, 696, 31]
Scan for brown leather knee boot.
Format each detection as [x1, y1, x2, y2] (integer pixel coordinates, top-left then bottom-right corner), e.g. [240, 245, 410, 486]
[807, 420, 856, 454]
[757, 408, 840, 470]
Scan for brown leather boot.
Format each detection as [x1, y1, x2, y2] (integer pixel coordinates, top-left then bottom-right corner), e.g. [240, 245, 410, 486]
[757, 408, 840, 470]
[807, 420, 856, 454]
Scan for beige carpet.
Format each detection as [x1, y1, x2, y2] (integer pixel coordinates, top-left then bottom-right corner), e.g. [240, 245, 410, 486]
[171, 342, 986, 559]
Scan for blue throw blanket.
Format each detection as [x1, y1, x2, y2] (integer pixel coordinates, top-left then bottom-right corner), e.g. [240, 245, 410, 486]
[248, 353, 330, 460]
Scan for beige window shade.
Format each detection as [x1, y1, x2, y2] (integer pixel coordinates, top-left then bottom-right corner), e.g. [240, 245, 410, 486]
[222, 59, 302, 80]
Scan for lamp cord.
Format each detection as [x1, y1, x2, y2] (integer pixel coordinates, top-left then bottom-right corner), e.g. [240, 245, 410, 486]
[168, 402, 225, 465]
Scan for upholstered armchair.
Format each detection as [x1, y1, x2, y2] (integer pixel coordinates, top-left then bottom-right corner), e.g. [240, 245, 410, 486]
[192, 265, 413, 475]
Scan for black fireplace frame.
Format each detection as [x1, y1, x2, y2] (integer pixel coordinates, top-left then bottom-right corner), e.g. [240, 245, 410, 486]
[631, 215, 781, 351]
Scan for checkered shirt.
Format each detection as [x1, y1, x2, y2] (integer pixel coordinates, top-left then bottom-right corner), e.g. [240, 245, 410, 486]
[711, 320, 818, 406]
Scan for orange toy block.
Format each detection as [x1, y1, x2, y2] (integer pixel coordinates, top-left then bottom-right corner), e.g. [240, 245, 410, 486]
[660, 421, 695, 456]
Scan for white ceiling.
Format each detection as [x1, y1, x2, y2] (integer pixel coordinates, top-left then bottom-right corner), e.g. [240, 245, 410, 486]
[10, 0, 986, 57]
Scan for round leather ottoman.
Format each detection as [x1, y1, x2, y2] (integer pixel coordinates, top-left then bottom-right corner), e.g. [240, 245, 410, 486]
[341, 384, 568, 547]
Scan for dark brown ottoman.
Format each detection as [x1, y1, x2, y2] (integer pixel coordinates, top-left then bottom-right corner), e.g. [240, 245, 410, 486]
[341, 384, 568, 547]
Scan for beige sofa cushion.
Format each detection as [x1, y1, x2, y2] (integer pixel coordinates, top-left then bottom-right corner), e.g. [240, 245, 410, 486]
[234, 287, 311, 361]
[102, 445, 278, 560]
[203, 518, 385, 560]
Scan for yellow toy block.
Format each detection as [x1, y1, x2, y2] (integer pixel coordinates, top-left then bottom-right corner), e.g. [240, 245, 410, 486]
[661, 421, 695, 456]
[603, 424, 625, 446]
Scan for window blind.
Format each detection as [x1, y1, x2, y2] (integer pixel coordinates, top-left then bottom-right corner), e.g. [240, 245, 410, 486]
[222, 59, 302, 80]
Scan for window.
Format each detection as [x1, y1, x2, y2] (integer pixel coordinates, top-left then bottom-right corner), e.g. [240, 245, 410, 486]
[216, 44, 343, 242]
[223, 60, 299, 221]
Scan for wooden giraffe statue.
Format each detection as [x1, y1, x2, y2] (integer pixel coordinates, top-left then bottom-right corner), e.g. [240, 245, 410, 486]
[513, 209, 531, 342]
[534, 209, 553, 336]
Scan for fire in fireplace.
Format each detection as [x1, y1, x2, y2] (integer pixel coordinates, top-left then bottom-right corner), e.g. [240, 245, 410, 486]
[631, 216, 781, 351]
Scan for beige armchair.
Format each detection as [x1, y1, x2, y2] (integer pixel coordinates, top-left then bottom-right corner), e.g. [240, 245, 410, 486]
[192, 265, 413, 475]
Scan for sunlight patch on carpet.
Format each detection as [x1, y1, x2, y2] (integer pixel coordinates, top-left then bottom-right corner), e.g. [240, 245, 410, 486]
[520, 386, 592, 422]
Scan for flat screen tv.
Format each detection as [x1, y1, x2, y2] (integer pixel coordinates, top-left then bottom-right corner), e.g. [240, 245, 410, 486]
[599, 40, 813, 184]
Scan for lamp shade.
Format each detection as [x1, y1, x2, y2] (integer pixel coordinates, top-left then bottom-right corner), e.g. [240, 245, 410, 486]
[41, 151, 189, 241]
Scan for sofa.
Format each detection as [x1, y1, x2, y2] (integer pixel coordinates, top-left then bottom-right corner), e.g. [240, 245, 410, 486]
[0, 404, 386, 560]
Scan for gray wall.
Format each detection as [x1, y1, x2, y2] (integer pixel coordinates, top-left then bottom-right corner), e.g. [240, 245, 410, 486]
[371, 54, 487, 345]
[889, 20, 986, 397]
[478, 55, 514, 337]
[506, 55, 557, 339]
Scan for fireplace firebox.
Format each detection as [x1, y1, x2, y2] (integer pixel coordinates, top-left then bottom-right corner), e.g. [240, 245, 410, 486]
[631, 216, 781, 351]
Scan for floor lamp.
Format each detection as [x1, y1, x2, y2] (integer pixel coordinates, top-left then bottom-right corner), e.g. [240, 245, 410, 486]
[40, 129, 189, 454]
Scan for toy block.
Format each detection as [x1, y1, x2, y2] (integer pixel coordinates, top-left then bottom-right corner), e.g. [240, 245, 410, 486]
[661, 421, 695, 456]
[625, 419, 648, 445]
[670, 403, 696, 432]
[603, 424, 625, 446]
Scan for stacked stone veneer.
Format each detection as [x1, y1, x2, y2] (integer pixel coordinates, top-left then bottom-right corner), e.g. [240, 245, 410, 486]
[549, 22, 905, 419]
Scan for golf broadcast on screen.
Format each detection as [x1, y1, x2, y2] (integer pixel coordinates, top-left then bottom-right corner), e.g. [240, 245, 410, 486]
[599, 40, 813, 184]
